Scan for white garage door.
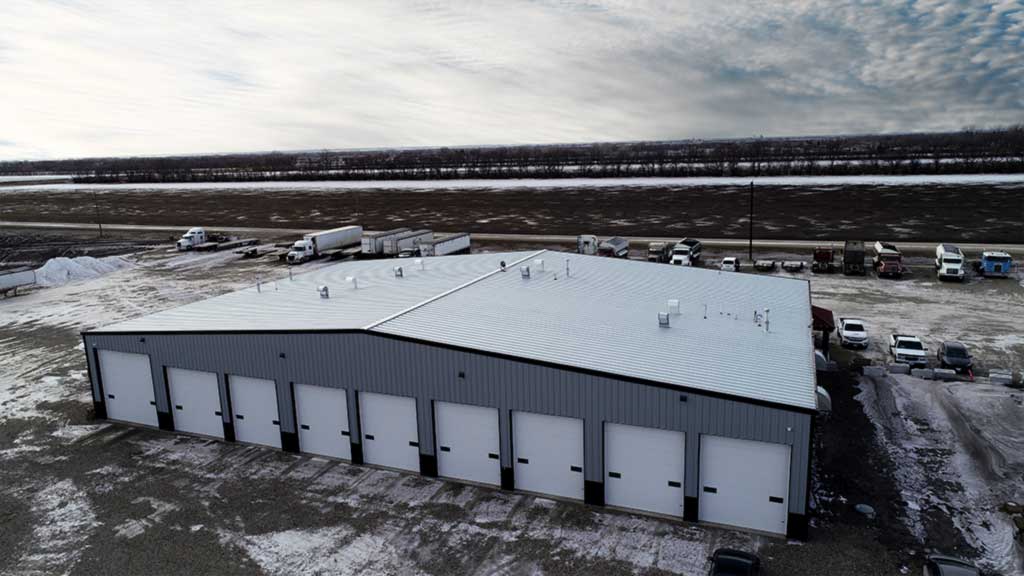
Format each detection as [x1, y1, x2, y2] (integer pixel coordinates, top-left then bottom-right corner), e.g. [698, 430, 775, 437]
[97, 350, 158, 427]
[604, 423, 685, 517]
[435, 401, 500, 487]
[228, 375, 281, 449]
[699, 435, 791, 534]
[167, 368, 224, 439]
[512, 411, 584, 500]
[295, 384, 351, 460]
[359, 392, 419, 472]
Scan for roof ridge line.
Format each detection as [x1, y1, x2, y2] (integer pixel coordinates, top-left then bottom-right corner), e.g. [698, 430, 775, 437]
[363, 249, 546, 331]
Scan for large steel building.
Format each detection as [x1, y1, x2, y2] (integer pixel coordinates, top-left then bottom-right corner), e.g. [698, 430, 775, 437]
[83, 250, 818, 538]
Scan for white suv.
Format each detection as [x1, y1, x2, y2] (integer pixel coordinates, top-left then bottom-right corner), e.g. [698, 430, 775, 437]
[839, 318, 869, 349]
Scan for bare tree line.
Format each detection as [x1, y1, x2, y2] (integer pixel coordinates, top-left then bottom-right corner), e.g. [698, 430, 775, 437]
[2, 126, 1022, 183]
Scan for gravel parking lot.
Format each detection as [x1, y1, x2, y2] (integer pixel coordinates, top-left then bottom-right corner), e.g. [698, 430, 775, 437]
[1, 233, 1021, 574]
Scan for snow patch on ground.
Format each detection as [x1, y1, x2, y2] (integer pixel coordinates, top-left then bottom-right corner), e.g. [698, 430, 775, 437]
[113, 497, 180, 539]
[12, 479, 99, 574]
[34, 255, 133, 287]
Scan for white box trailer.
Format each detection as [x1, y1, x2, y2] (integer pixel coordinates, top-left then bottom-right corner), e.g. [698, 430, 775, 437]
[419, 233, 471, 257]
[361, 228, 411, 256]
[383, 229, 432, 257]
[287, 225, 363, 264]
[0, 267, 36, 296]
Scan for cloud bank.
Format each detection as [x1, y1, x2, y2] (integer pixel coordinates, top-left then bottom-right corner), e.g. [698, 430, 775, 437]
[0, 0, 1021, 160]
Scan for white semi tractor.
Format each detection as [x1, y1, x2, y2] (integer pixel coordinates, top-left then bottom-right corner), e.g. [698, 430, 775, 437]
[383, 229, 433, 257]
[418, 233, 471, 257]
[361, 228, 411, 257]
[176, 227, 208, 251]
[934, 244, 966, 281]
[287, 225, 363, 264]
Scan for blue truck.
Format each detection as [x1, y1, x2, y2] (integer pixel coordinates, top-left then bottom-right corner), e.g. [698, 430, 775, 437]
[978, 251, 1014, 278]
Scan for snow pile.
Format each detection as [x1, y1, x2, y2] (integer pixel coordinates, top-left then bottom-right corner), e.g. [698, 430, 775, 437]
[33, 256, 132, 287]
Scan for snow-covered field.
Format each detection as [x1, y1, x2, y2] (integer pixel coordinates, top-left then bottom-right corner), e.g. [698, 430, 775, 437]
[5, 173, 1024, 192]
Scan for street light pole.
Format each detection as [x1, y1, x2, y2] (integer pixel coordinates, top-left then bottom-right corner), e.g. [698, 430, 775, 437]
[92, 191, 103, 238]
[748, 181, 753, 262]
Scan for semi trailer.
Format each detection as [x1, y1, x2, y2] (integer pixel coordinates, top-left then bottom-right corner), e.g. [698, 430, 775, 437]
[287, 225, 363, 264]
[418, 233, 471, 257]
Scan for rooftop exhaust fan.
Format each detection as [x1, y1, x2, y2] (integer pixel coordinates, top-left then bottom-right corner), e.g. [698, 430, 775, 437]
[415, 258, 424, 270]
[533, 258, 545, 271]
[668, 299, 680, 315]
[658, 312, 670, 327]
[520, 265, 530, 278]
[318, 285, 330, 299]
[345, 276, 358, 289]
[394, 266, 403, 278]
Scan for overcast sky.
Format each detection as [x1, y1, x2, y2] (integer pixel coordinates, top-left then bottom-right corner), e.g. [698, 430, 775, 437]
[1, 1, 1022, 160]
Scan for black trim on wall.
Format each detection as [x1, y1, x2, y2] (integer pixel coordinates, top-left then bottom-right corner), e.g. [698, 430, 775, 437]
[805, 416, 816, 521]
[584, 480, 604, 506]
[281, 431, 300, 453]
[81, 328, 816, 416]
[157, 411, 174, 431]
[500, 467, 514, 491]
[223, 422, 236, 443]
[787, 513, 808, 540]
[222, 373, 235, 442]
[419, 453, 438, 477]
[90, 346, 108, 420]
[288, 382, 300, 453]
[683, 496, 698, 521]
[160, 366, 175, 431]
[350, 441, 364, 465]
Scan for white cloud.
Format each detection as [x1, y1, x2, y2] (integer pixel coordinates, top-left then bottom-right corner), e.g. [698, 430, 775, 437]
[0, 0, 1021, 160]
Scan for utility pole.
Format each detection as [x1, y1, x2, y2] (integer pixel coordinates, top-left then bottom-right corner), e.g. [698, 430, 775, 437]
[748, 181, 753, 262]
[92, 191, 103, 238]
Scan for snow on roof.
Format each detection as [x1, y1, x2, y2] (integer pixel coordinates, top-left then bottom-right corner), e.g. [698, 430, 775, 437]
[92, 250, 817, 410]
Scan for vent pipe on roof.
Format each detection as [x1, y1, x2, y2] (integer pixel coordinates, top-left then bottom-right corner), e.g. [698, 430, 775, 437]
[520, 265, 530, 279]
[415, 258, 424, 270]
[534, 258, 545, 271]
[658, 312, 670, 327]
[764, 308, 771, 333]
[668, 299, 680, 315]
[565, 259, 570, 278]
[256, 275, 262, 293]
[318, 285, 330, 299]
[346, 276, 358, 289]
[289, 268, 293, 281]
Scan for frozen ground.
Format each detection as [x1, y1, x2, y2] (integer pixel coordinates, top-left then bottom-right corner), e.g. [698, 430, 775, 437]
[1, 240, 1021, 574]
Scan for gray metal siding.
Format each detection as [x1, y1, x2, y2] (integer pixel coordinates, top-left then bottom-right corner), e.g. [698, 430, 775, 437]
[82, 331, 812, 514]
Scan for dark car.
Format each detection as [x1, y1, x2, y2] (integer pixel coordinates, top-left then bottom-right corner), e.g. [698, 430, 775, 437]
[708, 549, 760, 576]
[923, 554, 980, 576]
[937, 341, 973, 372]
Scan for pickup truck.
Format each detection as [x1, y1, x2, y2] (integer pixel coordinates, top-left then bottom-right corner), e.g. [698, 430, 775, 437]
[889, 334, 928, 367]
[838, 318, 868, 349]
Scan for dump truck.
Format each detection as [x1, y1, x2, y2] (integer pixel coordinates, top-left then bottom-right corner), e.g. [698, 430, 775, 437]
[671, 238, 702, 266]
[383, 229, 432, 257]
[977, 251, 1013, 278]
[647, 242, 671, 263]
[577, 234, 599, 255]
[842, 241, 866, 275]
[418, 233, 471, 257]
[811, 247, 837, 273]
[873, 241, 905, 278]
[935, 244, 966, 281]
[598, 237, 630, 258]
[287, 225, 363, 264]
[361, 228, 411, 257]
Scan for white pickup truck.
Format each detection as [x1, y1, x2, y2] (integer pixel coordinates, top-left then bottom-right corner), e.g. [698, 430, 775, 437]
[889, 334, 928, 367]
[838, 318, 868, 349]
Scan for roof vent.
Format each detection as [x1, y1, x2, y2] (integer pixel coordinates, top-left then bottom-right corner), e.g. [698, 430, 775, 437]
[318, 285, 330, 299]
[520, 265, 531, 278]
[394, 266, 403, 278]
[533, 258, 545, 271]
[668, 299, 680, 315]
[764, 308, 771, 333]
[415, 258, 424, 270]
[256, 275, 262, 293]
[658, 312, 670, 327]
[346, 276, 358, 289]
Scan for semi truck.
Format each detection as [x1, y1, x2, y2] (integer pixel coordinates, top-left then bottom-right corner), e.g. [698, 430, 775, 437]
[176, 227, 208, 251]
[842, 241, 866, 275]
[362, 228, 411, 257]
[934, 244, 966, 281]
[383, 229, 433, 257]
[577, 234, 599, 255]
[287, 225, 363, 264]
[671, 238, 702, 266]
[873, 241, 905, 278]
[598, 237, 630, 258]
[647, 242, 671, 263]
[418, 233, 471, 257]
[978, 251, 1013, 278]
[811, 246, 837, 273]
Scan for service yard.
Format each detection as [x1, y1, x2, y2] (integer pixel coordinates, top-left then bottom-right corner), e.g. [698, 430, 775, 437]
[1, 231, 1022, 575]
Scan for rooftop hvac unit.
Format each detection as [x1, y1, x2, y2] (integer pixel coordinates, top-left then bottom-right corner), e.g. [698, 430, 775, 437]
[658, 312, 670, 327]
[520, 265, 530, 278]
[318, 285, 330, 299]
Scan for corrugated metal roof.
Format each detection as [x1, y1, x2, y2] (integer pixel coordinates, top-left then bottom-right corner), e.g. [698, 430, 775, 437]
[93, 250, 817, 409]
[373, 253, 817, 410]
[94, 251, 537, 333]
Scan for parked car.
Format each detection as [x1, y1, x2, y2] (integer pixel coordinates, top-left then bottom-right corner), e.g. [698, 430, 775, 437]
[707, 549, 761, 576]
[839, 318, 869, 349]
[720, 257, 739, 272]
[923, 554, 979, 576]
[889, 334, 928, 368]
[937, 341, 973, 372]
